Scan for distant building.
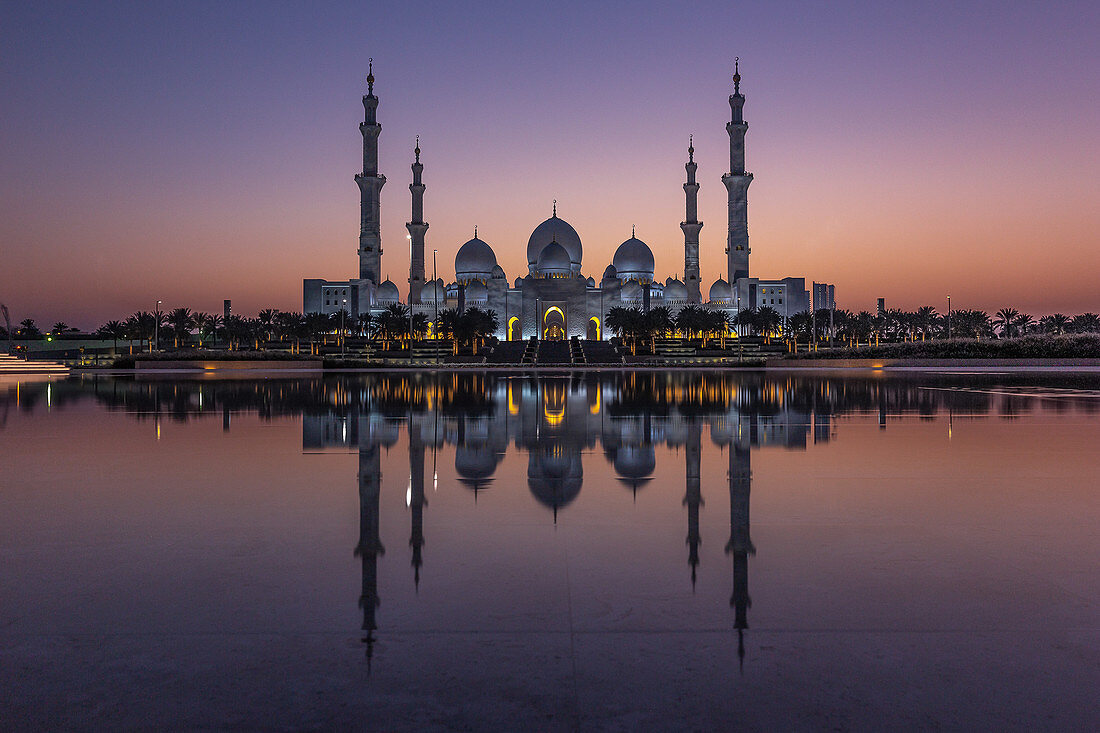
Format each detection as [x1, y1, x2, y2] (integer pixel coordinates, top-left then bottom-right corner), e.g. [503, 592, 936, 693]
[877, 298, 886, 317]
[305, 60, 830, 339]
[812, 282, 836, 312]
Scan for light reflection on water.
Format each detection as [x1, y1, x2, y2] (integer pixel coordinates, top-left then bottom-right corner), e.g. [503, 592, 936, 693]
[2, 371, 1099, 729]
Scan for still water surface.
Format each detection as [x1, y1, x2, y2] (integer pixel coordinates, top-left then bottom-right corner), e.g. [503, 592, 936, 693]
[2, 371, 1098, 730]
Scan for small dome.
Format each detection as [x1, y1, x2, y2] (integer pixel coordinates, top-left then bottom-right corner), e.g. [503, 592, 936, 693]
[586, 276, 596, 287]
[491, 264, 506, 280]
[612, 237, 655, 282]
[614, 444, 656, 479]
[621, 280, 642, 301]
[664, 279, 687, 301]
[455, 237, 497, 282]
[514, 277, 524, 288]
[602, 264, 618, 281]
[465, 280, 488, 302]
[528, 215, 582, 272]
[536, 241, 572, 277]
[709, 278, 732, 303]
[375, 279, 400, 304]
[421, 279, 446, 303]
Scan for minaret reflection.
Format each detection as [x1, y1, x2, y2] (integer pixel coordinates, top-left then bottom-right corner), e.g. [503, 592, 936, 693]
[355, 439, 384, 665]
[408, 423, 426, 590]
[684, 421, 703, 589]
[727, 439, 754, 671]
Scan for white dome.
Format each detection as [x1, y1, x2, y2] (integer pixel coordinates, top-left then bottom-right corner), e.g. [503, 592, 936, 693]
[536, 241, 572, 277]
[664, 279, 687, 301]
[421, 279, 446, 304]
[709, 278, 732, 303]
[491, 264, 506, 280]
[455, 237, 497, 282]
[602, 264, 618, 281]
[527, 215, 582, 272]
[377, 279, 400, 303]
[612, 237, 655, 282]
[465, 280, 488, 302]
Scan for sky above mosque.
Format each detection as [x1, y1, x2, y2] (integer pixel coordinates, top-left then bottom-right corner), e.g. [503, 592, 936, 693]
[2, 1, 1098, 327]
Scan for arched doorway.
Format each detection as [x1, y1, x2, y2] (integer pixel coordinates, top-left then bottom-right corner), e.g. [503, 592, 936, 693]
[587, 317, 600, 341]
[508, 317, 521, 341]
[543, 306, 566, 340]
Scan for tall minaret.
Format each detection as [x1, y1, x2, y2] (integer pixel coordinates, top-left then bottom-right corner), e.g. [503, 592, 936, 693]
[722, 58, 752, 285]
[681, 136, 703, 303]
[356, 59, 386, 284]
[406, 137, 428, 304]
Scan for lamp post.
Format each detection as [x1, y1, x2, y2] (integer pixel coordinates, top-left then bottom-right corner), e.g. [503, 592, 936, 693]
[341, 299, 347, 355]
[154, 300, 161, 353]
[947, 295, 952, 340]
[433, 249, 438, 366]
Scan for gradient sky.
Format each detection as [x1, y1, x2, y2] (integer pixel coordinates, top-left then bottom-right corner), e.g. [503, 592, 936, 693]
[2, 1, 1098, 328]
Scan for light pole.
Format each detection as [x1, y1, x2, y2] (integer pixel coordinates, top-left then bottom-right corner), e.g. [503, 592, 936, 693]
[341, 298, 347, 355]
[154, 300, 161, 352]
[947, 295, 952, 340]
[433, 249, 438, 366]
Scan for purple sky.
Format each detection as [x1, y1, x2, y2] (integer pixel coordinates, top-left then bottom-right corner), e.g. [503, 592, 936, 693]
[2, 1, 1098, 328]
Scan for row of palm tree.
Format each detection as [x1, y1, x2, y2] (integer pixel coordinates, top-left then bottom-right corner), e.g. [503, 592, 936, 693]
[84, 304, 500, 355]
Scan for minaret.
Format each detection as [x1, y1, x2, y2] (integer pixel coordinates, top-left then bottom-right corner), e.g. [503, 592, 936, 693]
[727, 440, 755, 670]
[356, 59, 386, 284]
[681, 136, 703, 303]
[722, 58, 752, 285]
[406, 137, 428, 304]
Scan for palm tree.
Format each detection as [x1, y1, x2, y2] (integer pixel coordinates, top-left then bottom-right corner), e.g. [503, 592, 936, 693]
[17, 319, 40, 337]
[734, 308, 755, 338]
[605, 306, 645, 355]
[1015, 313, 1035, 336]
[994, 308, 1020, 338]
[257, 308, 278, 345]
[95, 320, 126, 352]
[1071, 313, 1100, 333]
[914, 306, 938, 341]
[125, 311, 158, 352]
[1042, 313, 1071, 335]
[50, 321, 77, 336]
[166, 307, 193, 348]
[192, 312, 220, 348]
[754, 306, 782, 340]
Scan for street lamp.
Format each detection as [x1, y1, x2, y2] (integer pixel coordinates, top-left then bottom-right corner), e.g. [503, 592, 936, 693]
[341, 298, 347, 355]
[947, 295, 952, 340]
[154, 300, 162, 352]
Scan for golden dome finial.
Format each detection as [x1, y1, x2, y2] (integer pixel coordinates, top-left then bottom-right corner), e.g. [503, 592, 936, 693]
[688, 134, 694, 162]
[733, 57, 741, 93]
[414, 135, 420, 162]
[367, 58, 375, 94]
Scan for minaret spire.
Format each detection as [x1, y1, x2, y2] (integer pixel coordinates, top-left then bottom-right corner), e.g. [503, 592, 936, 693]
[552, 199, 557, 217]
[356, 57, 386, 287]
[406, 134, 427, 304]
[722, 57, 752, 286]
[681, 134, 703, 302]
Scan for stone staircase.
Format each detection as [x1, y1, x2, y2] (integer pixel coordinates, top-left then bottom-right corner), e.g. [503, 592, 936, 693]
[0, 353, 69, 375]
[521, 337, 538, 365]
[578, 340, 622, 364]
[485, 341, 528, 364]
[653, 338, 696, 359]
[569, 337, 585, 365]
[536, 340, 572, 365]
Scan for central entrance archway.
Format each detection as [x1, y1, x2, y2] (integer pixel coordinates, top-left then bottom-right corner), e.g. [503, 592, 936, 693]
[542, 306, 566, 340]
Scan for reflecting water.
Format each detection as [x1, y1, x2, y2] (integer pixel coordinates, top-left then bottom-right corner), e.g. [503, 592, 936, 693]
[2, 372, 1098, 730]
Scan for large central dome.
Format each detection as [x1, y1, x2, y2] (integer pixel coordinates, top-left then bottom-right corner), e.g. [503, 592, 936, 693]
[527, 214, 582, 274]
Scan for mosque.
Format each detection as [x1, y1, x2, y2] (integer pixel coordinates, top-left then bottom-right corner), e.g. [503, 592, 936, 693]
[304, 60, 821, 340]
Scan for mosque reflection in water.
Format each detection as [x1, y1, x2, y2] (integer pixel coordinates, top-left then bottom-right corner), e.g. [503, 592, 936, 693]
[304, 372, 835, 665]
[14, 370, 1094, 670]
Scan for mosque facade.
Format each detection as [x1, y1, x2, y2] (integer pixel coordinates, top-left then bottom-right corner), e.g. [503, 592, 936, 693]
[304, 60, 823, 340]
